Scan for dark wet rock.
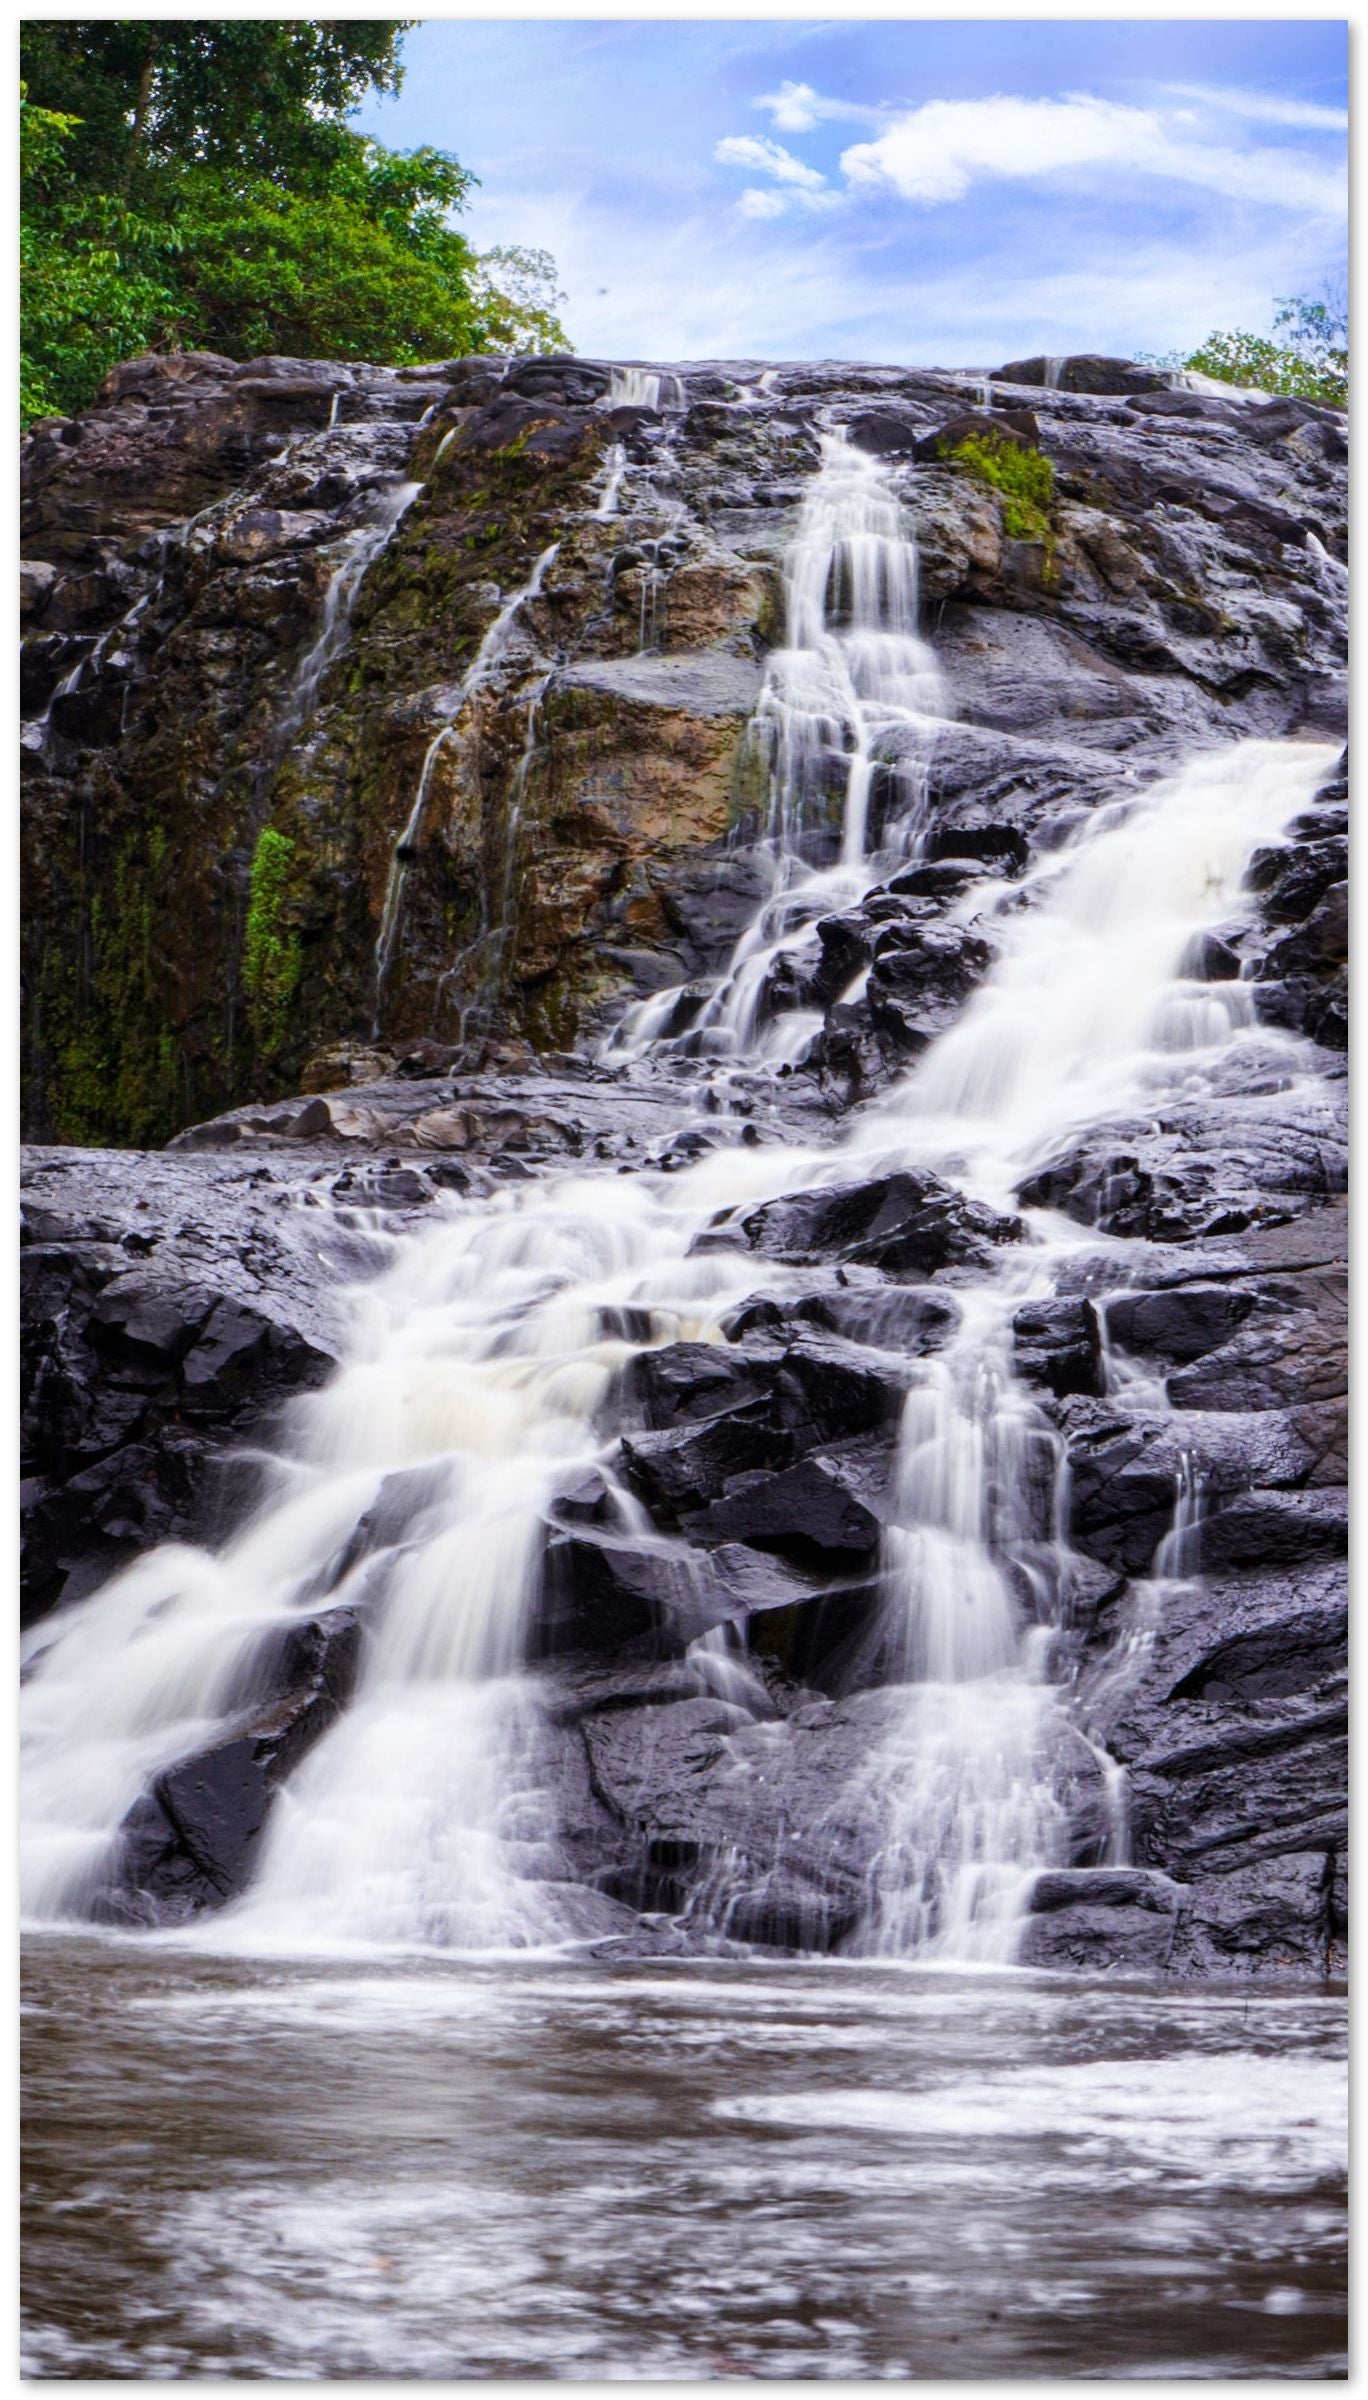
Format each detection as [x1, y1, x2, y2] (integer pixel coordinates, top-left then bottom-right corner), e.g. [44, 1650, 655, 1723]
[577, 1687, 890, 1948]
[536, 1519, 877, 1692]
[686, 1439, 897, 1567]
[1018, 1868, 1183, 1972]
[1103, 1285, 1255, 1365]
[1168, 1851, 1337, 1978]
[620, 1412, 796, 1522]
[21, 1145, 347, 1623]
[925, 816, 1029, 871]
[1247, 834, 1348, 922]
[846, 409, 926, 456]
[718, 1170, 1022, 1278]
[912, 408, 1040, 460]
[1019, 1092, 1346, 1243]
[887, 857, 993, 900]
[1013, 1298, 1104, 1399]
[994, 355, 1170, 396]
[865, 923, 994, 1057]
[722, 1278, 959, 1356]
[1079, 1535, 1347, 1978]
[538, 1523, 709, 1658]
[99, 1601, 363, 1924]
[621, 1333, 905, 1450]
[1063, 1396, 1340, 1576]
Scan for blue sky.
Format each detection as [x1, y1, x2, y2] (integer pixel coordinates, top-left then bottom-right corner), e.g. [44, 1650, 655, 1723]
[355, 19, 1348, 366]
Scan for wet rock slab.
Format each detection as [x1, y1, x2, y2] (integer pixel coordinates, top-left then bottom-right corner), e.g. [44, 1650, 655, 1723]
[21, 1145, 355, 1620]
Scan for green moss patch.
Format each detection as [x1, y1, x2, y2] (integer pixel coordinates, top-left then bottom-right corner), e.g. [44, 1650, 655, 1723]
[242, 826, 302, 1058]
[941, 429, 1056, 546]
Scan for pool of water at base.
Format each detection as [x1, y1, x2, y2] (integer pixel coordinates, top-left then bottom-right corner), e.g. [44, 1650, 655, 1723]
[21, 1935, 1346, 2380]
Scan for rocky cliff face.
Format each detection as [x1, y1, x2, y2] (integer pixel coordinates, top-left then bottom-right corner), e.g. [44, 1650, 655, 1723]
[22, 348, 1345, 1144]
[20, 349, 1347, 1978]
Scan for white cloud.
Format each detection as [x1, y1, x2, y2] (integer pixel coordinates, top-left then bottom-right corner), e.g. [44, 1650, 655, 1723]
[737, 188, 789, 221]
[753, 78, 883, 134]
[1163, 83, 1349, 134]
[460, 157, 1340, 369]
[715, 129, 844, 217]
[840, 91, 1346, 215]
[714, 133, 827, 190]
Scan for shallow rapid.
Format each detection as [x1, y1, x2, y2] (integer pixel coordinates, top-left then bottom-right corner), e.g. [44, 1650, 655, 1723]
[22, 1940, 1348, 2379]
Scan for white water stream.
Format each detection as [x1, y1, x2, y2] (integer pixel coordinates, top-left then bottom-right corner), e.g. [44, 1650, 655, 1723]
[275, 480, 422, 751]
[19, 417, 1338, 1963]
[614, 435, 946, 1065]
[372, 541, 561, 1013]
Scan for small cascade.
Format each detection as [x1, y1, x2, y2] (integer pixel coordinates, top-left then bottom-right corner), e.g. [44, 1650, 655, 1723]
[274, 480, 422, 753]
[607, 365, 686, 412]
[1043, 357, 1067, 390]
[634, 502, 686, 652]
[1153, 1452, 1209, 1582]
[433, 671, 552, 1040]
[848, 1279, 1070, 1960]
[740, 367, 779, 409]
[373, 543, 560, 1017]
[1169, 366, 1273, 405]
[593, 442, 628, 519]
[859, 738, 1339, 1210]
[611, 431, 945, 1065]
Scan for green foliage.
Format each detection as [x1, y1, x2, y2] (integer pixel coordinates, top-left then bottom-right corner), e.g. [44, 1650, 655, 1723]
[164, 166, 486, 364]
[942, 430, 1056, 543]
[20, 22, 570, 426]
[20, 22, 410, 186]
[471, 246, 571, 356]
[21, 195, 179, 423]
[242, 827, 302, 1057]
[1147, 284, 1347, 410]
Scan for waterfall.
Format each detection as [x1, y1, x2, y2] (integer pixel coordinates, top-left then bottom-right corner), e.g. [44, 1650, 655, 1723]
[373, 543, 561, 1014]
[593, 442, 628, 519]
[275, 480, 422, 753]
[607, 366, 685, 412]
[18, 396, 1340, 1965]
[429, 671, 554, 1043]
[612, 433, 946, 1065]
[854, 740, 1335, 1208]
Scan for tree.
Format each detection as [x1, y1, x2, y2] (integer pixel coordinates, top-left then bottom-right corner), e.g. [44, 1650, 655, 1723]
[1153, 280, 1347, 410]
[20, 23, 570, 426]
[20, 22, 410, 188]
[470, 247, 572, 356]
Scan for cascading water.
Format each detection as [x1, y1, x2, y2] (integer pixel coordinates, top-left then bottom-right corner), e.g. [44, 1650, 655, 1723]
[373, 541, 561, 1014]
[607, 365, 685, 413]
[273, 479, 422, 758]
[18, 390, 1340, 1966]
[613, 433, 946, 1066]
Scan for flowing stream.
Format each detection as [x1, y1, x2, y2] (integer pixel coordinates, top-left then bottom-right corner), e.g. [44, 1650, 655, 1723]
[22, 1938, 1347, 2379]
[19, 428, 1339, 1970]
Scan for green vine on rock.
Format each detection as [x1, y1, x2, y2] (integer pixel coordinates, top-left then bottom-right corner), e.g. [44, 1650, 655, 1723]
[941, 429, 1057, 552]
[242, 825, 301, 1057]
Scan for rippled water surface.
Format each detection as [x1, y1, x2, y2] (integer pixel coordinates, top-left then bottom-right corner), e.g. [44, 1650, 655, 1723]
[22, 1936, 1346, 2379]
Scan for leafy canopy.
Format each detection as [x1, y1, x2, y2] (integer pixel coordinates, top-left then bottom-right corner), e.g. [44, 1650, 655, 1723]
[20, 21, 570, 425]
